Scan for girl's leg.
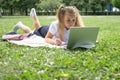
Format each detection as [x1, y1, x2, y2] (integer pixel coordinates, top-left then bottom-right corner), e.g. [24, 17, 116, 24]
[13, 8, 41, 33]
[13, 21, 32, 33]
[30, 8, 41, 29]
[19, 23, 32, 33]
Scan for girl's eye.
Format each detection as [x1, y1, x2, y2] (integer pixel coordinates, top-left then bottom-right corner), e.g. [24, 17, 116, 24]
[72, 20, 75, 22]
[66, 19, 75, 22]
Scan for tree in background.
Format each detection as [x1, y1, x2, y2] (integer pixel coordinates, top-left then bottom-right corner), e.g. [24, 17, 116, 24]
[15, 0, 39, 15]
[62, 0, 72, 6]
[0, 7, 2, 17]
[112, 0, 120, 9]
[36, 0, 62, 15]
[0, 0, 119, 16]
[63, 0, 107, 14]
[0, 0, 3, 17]
[69, 0, 90, 15]
[83, 0, 90, 14]
[0, 0, 17, 15]
[100, 0, 106, 12]
[89, 0, 100, 14]
[70, 0, 84, 11]
[0, 0, 39, 15]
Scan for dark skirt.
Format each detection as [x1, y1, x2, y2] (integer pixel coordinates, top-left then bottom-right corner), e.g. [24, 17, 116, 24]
[33, 25, 49, 38]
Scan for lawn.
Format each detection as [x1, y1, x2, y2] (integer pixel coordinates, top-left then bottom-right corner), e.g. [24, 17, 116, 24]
[0, 16, 120, 80]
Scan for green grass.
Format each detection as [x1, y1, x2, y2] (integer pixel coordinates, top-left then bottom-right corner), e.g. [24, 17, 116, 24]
[0, 16, 120, 80]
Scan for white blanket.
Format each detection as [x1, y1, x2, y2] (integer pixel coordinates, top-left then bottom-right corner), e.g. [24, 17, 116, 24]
[8, 35, 67, 48]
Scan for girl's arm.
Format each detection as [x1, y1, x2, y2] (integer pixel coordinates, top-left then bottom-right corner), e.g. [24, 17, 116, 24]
[45, 31, 62, 46]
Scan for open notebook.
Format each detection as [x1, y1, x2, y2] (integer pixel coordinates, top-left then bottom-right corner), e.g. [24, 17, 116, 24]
[66, 27, 99, 49]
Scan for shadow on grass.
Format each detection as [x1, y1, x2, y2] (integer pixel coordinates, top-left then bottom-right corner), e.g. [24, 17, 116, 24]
[65, 47, 89, 51]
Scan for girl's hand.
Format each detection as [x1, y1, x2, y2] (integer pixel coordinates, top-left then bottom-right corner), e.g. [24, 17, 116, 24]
[55, 38, 62, 46]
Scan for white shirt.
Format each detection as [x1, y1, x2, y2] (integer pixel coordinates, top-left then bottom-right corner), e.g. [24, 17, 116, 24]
[49, 21, 69, 43]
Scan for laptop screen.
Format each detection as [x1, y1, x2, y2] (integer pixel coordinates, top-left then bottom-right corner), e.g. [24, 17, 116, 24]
[67, 27, 99, 49]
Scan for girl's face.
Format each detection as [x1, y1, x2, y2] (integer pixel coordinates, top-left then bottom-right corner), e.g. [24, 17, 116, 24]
[64, 15, 76, 30]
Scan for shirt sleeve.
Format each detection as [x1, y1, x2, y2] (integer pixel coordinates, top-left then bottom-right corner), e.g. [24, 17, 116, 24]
[49, 21, 58, 36]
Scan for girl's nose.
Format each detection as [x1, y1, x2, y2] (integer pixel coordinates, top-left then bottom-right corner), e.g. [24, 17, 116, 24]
[69, 21, 74, 26]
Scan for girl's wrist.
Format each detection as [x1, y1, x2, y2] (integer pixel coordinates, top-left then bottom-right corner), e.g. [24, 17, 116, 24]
[52, 40, 56, 45]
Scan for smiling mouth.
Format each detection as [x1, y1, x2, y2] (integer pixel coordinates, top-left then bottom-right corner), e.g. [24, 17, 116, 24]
[65, 27, 70, 30]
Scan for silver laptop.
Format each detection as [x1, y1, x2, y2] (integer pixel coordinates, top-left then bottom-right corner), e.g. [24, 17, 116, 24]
[67, 27, 99, 49]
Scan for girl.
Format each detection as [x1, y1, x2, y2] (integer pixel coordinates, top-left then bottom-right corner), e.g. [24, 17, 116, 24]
[2, 5, 84, 46]
[45, 5, 84, 45]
